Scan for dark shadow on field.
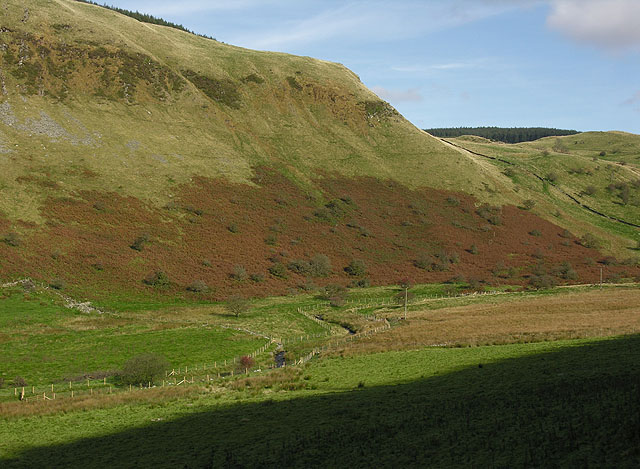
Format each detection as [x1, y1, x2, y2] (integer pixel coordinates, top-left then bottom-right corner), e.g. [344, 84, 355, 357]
[4, 336, 640, 468]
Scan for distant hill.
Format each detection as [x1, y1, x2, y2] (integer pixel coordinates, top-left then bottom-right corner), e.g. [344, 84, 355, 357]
[425, 127, 579, 143]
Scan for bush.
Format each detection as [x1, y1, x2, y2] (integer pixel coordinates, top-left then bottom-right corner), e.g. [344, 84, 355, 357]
[446, 196, 460, 206]
[351, 278, 370, 288]
[468, 244, 479, 255]
[583, 185, 597, 196]
[186, 280, 209, 293]
[309, 254, 332, 277]
[226, 296, 250, 317]
[239, 355, 255, 371]
[344, 259, 367, 277]
[559, 229, 573, 239]
[14, 376, 27, 387]
[522, 199, 536, 210]
[2, 232, 21, 247]
[529, 229, 542, 237]
[288, 259, 312, 275]
[119, 353, 169, 386]
[249, 273, 265, 283]
[49, 278, 66, 290]
[545, 172, 559, 183]
[268, 262, 288, 279]
[579, 233, 600, 249]
[231, 265, 248, 282]
[130, 233, 150, 251]
[227, 224, 239, 233]
[143, 271, 170, 288]
[555, 261, 578, 280]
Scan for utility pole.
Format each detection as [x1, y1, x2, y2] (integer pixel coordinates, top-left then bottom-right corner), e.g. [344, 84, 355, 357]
[404, 286, 408, 320]
[600, 266, 603, 288]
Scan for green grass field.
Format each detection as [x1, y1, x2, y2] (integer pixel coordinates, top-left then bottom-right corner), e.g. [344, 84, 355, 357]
[1, 335, 638, 467]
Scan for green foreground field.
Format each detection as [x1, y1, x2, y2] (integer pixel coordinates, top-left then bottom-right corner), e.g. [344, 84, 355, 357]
[1, 335, 639, 467]
[1, 283, 639, 467]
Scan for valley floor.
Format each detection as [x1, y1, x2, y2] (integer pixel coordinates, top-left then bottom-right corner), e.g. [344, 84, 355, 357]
[1, 283, 639, 467]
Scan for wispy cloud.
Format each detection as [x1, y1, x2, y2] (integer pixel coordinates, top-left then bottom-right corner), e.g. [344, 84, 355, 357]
[392, 59, 489, 73]
[230, 0, 534, 51]
[547, 0, 640, 51]
[371, 86, 423, 103]
[622, 91, 640, 111]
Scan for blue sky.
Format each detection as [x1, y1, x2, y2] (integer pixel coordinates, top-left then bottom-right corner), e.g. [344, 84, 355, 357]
[106, 0, 640, 133]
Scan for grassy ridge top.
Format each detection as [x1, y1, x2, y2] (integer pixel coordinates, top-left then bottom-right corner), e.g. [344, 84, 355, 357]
[0, 0, 513, 224]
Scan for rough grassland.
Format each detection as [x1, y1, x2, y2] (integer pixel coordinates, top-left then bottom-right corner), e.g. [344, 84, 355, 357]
[1, 335, 638, 467]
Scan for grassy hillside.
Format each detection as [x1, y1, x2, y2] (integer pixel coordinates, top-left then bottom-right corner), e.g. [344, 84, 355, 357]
[446, 132, 640, 256]
[0, 0, 637, 300]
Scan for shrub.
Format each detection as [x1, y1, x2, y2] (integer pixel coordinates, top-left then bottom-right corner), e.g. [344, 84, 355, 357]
[529, 229, 542, 237]
[227, 224, 239, 233]
[532, 248, 544, 259]
[344, 259, 367, 277]
[559, 229, 573, 239]
[529, 274, 557, 289]
[309, 254, 332, 277]
[468, 244, 479, 255]
[202, 258, 212, 267]
[555, 261, 578, 280]
[14, 376, 27, 387]
[503, 168, 517, 178]
[264, 234, 277, 246]
[446, 196, 460, 206]
[49, 278, 66, 290]
[130, 233, 150, 251]
[319, 284, 347, 306]
[351, 278, 370, 288]
[143, 271, 170, 288]
[579, 233, 600, 249]
[249, 273, 265, 283]
[599, 150, 606, 157]
[268, 262, 288, 279]
[119, 353, 169, 386]
[599, 256, 618, 266]
[226, 296, 250, 317]
[545, 172, 559, 183]
[231, 265, 248, 282]
[288, 259, 312, 275]
[583, 185, 597, 196]
[522, 199, 536, 210]
[186, 280, 209, 293]
[2, 232, 21, 247]
[239, 355, 255, 371]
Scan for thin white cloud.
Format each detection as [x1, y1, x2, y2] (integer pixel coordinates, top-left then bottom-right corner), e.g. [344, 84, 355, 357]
[547, 0, 640, 51]
[391, 58, 493, 74]
[622, 91, 640, 111]
[231, 1, 531, 51]
[371, 86, 423, 103]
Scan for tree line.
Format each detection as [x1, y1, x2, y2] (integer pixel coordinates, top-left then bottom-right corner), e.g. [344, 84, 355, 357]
[424, 127, 578, 143]
[73, 1, 216, 40]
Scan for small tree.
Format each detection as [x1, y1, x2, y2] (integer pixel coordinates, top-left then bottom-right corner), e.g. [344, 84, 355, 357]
[238, 355, 255, 372]
[226, 296, 250, 318]
[522, 199, 536, 210]
[344, 259, 367, 277]
[119, 354, 169, 386]
[143, 271, 170, 288]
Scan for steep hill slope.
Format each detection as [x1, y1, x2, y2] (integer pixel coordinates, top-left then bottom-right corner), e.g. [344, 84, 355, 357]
[0, 0, 636, 300]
